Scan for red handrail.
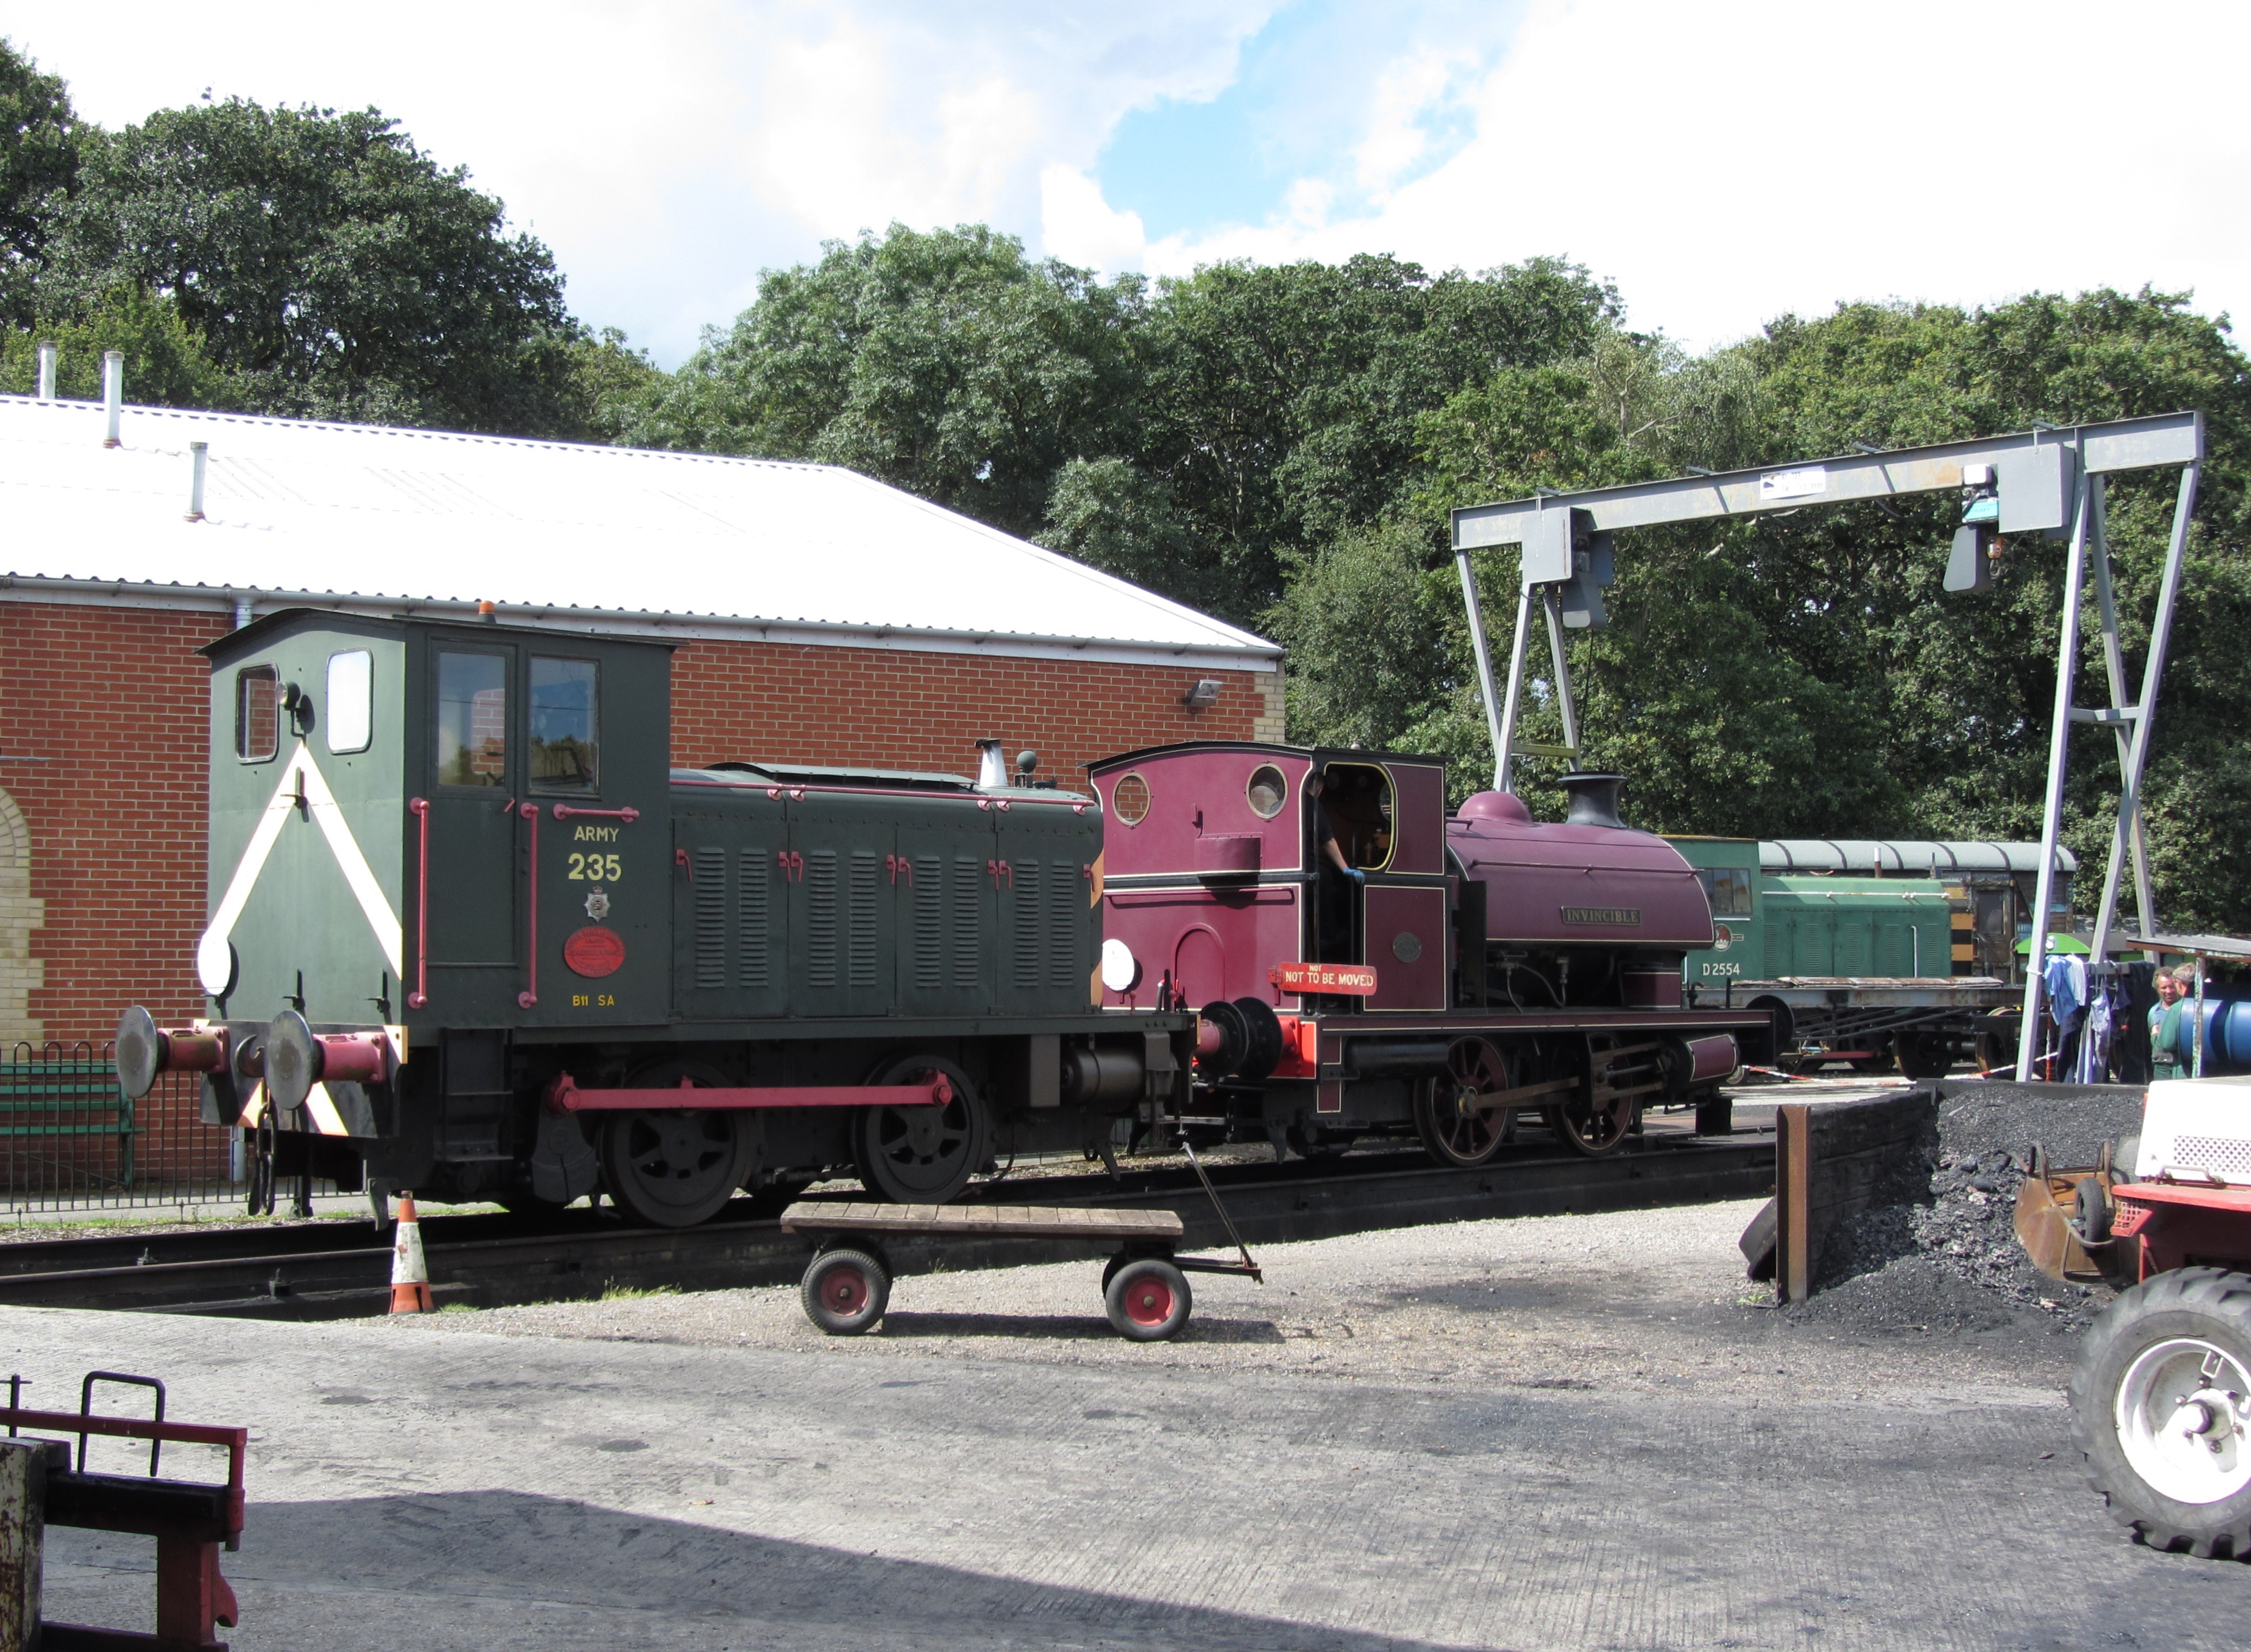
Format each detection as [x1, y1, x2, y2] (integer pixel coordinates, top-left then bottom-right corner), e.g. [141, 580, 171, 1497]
[518, 801, 539, 1008]
[407, 798, 430, 1009]
[0, 1406, 247, 1535]
[551, 804, 640, 822]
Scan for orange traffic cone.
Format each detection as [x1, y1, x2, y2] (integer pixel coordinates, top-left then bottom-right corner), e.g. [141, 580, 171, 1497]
[389, 1191, 433, 1313]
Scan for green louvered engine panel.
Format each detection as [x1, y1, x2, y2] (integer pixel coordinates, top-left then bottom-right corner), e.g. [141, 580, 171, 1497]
[671, 784, 1098, 1021]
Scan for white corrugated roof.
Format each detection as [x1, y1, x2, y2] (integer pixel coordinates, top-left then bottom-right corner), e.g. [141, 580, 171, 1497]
[0, 394, 1279, 671]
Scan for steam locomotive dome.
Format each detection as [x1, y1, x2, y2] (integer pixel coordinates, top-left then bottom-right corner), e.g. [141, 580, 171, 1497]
[1449, 782, 1713, 948]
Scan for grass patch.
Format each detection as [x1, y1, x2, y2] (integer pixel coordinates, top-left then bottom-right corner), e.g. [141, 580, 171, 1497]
[437, 1301, 480, 1314]
[600, 1282, 681, 1301]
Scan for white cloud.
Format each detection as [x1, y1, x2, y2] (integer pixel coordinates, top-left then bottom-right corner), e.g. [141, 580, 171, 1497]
[1138, 0, 2251, 349]
[1353, 47, 1471, 199]
[1040, 166, 1148, 274]
[5, 0, 1278, 362]
[11, 0, 2246, 370]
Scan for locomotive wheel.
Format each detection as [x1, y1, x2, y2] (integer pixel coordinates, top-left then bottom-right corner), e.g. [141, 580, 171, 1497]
[602, 1110, 752, 1228]
[1895, 1030, 1953, 1081]
[855, 1055, 987, 1204]
[1546, 1093, 1635, 1156]
[2071, 1269, 2251, 1556]
[801, 1247, 890, 1335]
[1413, 1038, 1515, 1168]
[1547, 1043, 1635, 1157]
[1104, 1258, 1192, 1341]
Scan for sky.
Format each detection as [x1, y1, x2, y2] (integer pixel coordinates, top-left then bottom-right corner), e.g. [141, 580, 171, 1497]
[9, 0, 2249, 368]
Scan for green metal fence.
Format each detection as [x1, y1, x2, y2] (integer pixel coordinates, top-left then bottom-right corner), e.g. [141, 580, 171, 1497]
[1, 1042, 238, 1212]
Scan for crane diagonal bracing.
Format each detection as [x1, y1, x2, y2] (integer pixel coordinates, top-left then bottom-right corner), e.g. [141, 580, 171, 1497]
[1448, 411, 2207, 1087]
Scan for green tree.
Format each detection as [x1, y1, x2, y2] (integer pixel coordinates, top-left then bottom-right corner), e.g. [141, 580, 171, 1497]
[1034, 457, 1217, 609]
[0, 38, 80, 325]
[1143, 254, 1618, 624]
[0, 286, 235, 407]
[42, 99, 583, 433]
[624, 224, 1148, 539]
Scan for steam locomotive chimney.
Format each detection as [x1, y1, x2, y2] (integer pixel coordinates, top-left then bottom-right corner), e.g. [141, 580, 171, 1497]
[35, 341, 57, 401]
[1560, 772, 1628, 830]
[975, 738, 1008, 789]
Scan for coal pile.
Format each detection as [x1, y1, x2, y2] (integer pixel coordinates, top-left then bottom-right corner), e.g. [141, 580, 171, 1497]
[1792, 1081, 2144, 1337]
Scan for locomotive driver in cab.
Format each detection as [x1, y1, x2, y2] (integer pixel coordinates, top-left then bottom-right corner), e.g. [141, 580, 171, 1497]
[1307, 767, 1381, 966]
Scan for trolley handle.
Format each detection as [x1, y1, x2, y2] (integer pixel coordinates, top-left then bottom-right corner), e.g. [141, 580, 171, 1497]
[80, 1369, 166, 1476]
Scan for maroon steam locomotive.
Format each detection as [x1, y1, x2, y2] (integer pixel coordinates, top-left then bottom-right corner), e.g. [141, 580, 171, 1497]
[1092, 743, 1770, 1163]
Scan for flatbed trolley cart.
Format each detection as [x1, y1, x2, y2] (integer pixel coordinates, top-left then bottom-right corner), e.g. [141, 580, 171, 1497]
[781, 1149, 1263, 1341]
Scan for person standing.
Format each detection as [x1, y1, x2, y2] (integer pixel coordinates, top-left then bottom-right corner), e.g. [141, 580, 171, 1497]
[2149, 964, 2193, 1081]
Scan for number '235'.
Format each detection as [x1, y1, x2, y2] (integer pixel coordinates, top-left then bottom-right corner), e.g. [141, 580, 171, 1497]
[568, 853, 622, 882]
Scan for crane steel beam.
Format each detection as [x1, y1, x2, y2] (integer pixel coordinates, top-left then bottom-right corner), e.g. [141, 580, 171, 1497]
[1448, 411, 2208, 1085]
[1450, 411, 2204, 548]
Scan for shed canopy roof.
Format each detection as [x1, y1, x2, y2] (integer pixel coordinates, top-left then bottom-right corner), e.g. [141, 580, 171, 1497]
[1761, 840, 2079, 876]
[0, 394, 1279, 671]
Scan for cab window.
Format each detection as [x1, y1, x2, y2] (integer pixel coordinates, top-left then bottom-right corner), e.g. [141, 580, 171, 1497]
[1697, 867, 1754, 917]
[528, 657, 599, 795]
[235, 666, 279, 762]
[326, 650, 373, 754]
[1318, 763, 1393, 870]
[436, 652, 508, 787]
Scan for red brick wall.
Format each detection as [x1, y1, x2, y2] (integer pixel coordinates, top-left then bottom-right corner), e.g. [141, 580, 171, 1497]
[1, 603, 1273, 1046]
[669, 639, 1266, 780]
[1, 601, 227, 1049]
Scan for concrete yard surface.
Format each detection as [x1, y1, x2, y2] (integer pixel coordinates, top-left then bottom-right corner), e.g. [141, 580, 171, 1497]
[15, 1198, 2251, 1650]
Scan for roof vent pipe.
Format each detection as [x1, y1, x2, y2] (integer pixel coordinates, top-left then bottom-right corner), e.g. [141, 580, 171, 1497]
[35, 342, 56, 401]
[186, 442, 208, 522]
[101, 351, 123, 447]
[975, 739, 1008, 789]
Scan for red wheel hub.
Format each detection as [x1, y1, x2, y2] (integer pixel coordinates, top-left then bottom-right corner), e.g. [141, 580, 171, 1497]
[1124, 1276, 1174, 1326]
[826, 1268, 868, 1312]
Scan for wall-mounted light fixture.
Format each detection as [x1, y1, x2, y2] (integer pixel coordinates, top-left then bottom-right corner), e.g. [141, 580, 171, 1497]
[1183, 679, 1221, 709]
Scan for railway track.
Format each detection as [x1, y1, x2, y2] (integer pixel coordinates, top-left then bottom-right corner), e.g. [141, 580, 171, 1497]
[0, 1132, 1774, 1319]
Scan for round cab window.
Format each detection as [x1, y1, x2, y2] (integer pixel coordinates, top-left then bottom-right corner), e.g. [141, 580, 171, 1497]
[1111, 772, 1151, 826]
[1246, 764, 1287, 819]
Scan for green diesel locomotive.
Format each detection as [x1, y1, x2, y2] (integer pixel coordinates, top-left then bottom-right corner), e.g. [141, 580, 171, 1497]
[1666, 836, 2072, 1077]
[116, 611, 1190, 1225]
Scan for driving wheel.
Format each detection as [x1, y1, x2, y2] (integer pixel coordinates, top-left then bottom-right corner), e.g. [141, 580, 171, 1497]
[854, 1055, 987, 1203]
[1546, 1041, 1636, 1157]
[602, 1107, 753, 1228]
[1413, 1038, 1516, 1167]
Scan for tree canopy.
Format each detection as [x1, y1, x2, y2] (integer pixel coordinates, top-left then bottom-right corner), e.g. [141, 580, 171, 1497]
[0, 39, 590, 433]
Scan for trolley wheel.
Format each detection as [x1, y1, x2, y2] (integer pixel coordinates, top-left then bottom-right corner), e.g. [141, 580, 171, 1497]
[1104, 1257, 1192, 1341]
[801, 1247, 890, 1335]
[2071, 1268, 2251, 1556]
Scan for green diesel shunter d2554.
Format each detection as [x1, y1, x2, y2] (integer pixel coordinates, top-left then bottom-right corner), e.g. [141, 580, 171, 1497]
[115, 609, 1190, 1225]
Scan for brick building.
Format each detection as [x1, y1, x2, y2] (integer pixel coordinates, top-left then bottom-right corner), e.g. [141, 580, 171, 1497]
[0, 392, 1282, 1047]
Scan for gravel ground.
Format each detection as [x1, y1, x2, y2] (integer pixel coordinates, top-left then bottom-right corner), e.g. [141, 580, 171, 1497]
[1798, 1082, 2144, 1338]
[371, 1195, 2078, 1402]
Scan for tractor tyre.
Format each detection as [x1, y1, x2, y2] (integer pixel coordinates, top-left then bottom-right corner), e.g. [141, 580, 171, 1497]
[2070, 1267, 2251, 1557]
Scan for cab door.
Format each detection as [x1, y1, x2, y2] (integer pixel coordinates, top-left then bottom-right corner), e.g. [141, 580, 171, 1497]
[424, 643, 520, 1014]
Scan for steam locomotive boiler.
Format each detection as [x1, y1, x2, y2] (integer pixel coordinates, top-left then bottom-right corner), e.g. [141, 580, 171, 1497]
[1087, 744, 1774, 1161]
[116, 610, 1192, 1226]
